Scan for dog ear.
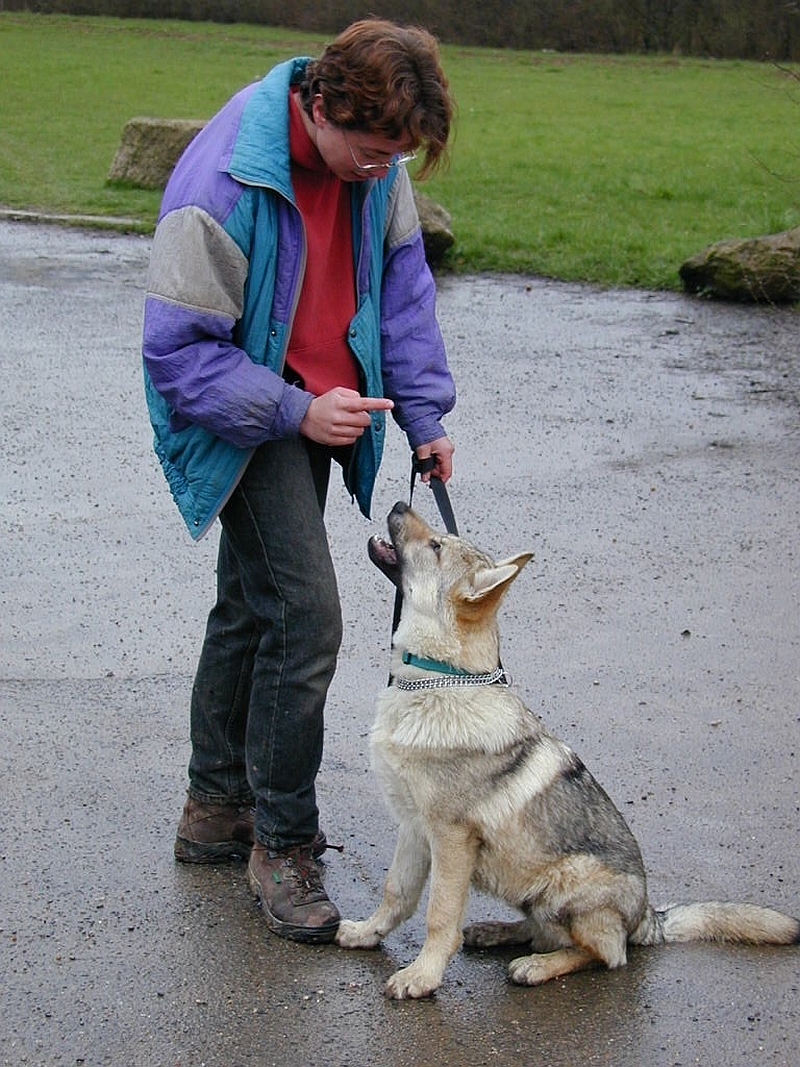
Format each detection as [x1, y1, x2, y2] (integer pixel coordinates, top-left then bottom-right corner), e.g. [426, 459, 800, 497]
[465, 553, 533, 603]
[496, 552, 534, 574]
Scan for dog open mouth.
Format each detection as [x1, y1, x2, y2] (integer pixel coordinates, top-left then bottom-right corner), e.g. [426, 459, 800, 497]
[368, 535, 401, 587]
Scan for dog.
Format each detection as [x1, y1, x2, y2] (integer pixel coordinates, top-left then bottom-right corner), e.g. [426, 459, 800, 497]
[335, 501, 799, 999]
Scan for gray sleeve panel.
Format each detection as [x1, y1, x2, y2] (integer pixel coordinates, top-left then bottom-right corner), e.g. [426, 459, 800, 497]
[146, 205, 249, 321]
[385, 169, 422, 250]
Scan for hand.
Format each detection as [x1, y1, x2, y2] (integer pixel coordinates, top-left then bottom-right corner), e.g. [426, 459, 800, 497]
[415, 436, 455, 483]
[300, 387, 394, 446]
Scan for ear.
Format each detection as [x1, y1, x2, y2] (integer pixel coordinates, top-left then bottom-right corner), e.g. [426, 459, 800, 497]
[464, 552, 533, 603]
[311, 94, 327, 126]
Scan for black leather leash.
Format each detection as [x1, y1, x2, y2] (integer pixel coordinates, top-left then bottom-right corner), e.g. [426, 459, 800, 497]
[390, 453, 459, 638]
[388, 453, 508, 689]
[413, 454, 459, 537]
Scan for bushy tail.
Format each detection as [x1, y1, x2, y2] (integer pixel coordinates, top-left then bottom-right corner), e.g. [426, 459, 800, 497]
[632, 901, 800, 947]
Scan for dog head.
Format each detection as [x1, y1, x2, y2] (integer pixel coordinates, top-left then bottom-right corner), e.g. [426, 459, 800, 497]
[369, 502, 533, 673]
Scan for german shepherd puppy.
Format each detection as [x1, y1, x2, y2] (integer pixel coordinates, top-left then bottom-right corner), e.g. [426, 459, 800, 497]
[335, 502, 799, 999]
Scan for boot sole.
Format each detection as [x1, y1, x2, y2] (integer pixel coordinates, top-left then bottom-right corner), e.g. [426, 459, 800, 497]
[174, 837, 252, 864]
[247, 867, 340, 944]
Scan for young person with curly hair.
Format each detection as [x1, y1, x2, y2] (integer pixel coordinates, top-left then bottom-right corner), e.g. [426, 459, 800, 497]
[142, 19, 456, 943]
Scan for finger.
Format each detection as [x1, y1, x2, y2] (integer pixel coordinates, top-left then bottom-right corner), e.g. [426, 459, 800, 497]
[333, 412, 375, 437]
[351, 396, 394, 412]
[326, 425, 365, 445]
[436, 455, 453, 483]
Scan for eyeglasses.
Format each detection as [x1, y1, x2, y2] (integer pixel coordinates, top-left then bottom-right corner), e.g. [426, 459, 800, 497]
[342, 129, 417, 172]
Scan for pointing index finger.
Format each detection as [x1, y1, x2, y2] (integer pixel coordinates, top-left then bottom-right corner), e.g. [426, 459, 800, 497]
[356, 396, 395, 412]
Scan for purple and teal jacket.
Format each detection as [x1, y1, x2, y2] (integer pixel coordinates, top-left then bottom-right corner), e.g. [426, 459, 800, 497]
[142, 56, 456, 539]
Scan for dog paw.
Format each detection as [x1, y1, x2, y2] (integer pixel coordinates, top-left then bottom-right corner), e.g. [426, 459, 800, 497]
[508, 947, 595, 986]
[508, 953, 553, 986]
[335, 919, 382, 950]
[385, 964, 440, 1000]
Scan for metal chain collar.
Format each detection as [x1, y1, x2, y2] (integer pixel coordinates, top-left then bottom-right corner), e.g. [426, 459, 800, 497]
[393, 666, 510, 691]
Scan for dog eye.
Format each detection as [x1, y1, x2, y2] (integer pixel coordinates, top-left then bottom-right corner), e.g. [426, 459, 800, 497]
[430, 539, 442, 555]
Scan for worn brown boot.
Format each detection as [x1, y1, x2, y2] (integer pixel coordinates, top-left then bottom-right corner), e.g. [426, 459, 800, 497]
[248, 842, 341, 943]
[174, 795, 255, 864]
[174, 794, 332, 865]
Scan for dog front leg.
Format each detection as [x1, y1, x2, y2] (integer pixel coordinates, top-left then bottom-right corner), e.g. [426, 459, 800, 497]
[336, 820, 431, 950]
[385, 825, 478, 1000]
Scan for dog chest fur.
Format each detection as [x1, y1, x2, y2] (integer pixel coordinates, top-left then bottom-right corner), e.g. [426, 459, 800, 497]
[371, 682, 645, 885]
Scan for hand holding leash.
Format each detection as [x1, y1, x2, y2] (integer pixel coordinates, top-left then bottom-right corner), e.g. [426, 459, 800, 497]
[414, 436, 454, 484]
[411, 453, 458, 536]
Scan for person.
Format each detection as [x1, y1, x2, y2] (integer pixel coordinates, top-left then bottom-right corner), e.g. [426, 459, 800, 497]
[141, 18, 456, 944]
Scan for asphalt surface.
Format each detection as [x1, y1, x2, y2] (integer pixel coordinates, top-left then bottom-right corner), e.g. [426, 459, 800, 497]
[2, 220, 798, 1067]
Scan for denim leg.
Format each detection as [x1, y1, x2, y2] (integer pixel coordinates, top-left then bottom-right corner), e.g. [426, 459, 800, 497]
[187, 531, 257, 806]
[187, 437, 342, 850]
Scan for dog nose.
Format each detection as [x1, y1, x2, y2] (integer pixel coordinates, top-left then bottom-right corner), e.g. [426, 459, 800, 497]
[389, 501, 409, 519]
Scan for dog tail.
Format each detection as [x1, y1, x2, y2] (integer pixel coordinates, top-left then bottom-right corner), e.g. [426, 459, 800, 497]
[632, 902, 800, 947]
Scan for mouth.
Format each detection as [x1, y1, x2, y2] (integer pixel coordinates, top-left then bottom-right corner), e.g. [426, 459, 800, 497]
[368, 535, 401, 587]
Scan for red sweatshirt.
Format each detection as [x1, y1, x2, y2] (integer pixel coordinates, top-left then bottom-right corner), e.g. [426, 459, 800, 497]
[285, 90, 359, 396]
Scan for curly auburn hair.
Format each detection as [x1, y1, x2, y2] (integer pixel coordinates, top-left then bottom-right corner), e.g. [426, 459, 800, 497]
[299, 19, 454, 179]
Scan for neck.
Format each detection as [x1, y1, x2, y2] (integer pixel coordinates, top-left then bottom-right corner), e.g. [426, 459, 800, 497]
[294, 89, 319, 147]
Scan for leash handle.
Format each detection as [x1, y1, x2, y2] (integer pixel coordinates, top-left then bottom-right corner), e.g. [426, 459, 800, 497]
[411, 454, 459, 535]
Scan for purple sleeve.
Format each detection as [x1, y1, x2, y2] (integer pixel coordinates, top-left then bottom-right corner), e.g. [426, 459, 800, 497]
[142, 204, 312, 447]
[143, 298, 311, 446]
[380, 235, 456, 448]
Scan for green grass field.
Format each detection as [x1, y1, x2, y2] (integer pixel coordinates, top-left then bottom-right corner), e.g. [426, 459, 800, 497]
[1, 12, 799, 288]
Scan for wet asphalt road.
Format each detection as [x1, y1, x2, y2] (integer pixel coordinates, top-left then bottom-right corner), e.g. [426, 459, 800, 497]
[1, 220, 798, 1067]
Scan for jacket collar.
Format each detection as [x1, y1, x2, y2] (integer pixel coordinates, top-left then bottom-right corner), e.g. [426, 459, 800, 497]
[227, 57, 311, 197]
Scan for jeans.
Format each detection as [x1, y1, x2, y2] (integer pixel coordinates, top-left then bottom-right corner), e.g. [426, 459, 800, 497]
[187, 437, 344, 850]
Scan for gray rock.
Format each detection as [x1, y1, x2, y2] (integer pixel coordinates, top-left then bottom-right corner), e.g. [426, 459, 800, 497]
[679, 227, 800, 303]
[107, 117, 205, 190]
[413, 190, 455, 268]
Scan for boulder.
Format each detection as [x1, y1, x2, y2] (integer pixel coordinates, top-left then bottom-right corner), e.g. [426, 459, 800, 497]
[107, 118, 455, 266]
[107, 117, 205, 190]
[413, 191, 455, 268]
[679, 227, 800, 303]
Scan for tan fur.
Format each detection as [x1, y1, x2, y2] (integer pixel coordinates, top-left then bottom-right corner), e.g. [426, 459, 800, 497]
[336, 504, 799, 998]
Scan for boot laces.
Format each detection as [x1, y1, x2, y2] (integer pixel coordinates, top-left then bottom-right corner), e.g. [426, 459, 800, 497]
[283, 846, 326, 901]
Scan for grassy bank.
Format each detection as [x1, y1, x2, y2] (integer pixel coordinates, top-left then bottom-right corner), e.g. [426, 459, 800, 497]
[1, 12, 798, 288]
